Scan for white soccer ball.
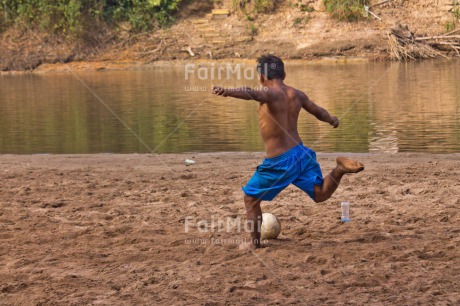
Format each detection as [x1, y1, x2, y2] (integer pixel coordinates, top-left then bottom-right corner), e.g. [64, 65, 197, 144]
[261, 213, 281, 240]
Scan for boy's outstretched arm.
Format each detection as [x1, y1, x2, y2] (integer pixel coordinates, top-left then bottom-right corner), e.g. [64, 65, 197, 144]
[300, 92, 339, 128]
[212, 86, 271, 103]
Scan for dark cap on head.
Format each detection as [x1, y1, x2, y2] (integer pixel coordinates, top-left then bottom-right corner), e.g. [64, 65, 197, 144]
[256, 55, 285, 80]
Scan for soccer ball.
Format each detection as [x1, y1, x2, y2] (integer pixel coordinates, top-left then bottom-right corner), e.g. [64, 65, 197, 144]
[261, 213, 281, 240]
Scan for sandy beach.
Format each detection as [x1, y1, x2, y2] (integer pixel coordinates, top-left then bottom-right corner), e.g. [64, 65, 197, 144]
[0, 153, 459, 305]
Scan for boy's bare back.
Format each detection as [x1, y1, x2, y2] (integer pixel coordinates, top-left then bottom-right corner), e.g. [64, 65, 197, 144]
[213, 81, 339, 157]
[257, 84, 314, 157]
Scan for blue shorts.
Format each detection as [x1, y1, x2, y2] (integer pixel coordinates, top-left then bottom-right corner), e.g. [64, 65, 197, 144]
[242, 143, 324, 201]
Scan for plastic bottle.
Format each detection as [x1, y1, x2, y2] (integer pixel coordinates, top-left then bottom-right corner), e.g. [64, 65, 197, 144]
[341, 201, 350, 223]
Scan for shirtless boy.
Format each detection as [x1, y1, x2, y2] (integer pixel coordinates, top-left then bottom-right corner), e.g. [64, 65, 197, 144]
[212, 55, 364, 249]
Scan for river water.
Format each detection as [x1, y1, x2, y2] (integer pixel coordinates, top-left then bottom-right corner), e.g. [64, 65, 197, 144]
[1, 60, 459, 154]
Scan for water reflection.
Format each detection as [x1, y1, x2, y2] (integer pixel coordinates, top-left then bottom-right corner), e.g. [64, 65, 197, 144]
[0, 60, 458, 154]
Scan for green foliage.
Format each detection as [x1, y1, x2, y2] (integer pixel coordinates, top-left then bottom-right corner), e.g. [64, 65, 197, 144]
[0, 1, 10, 30]
[233, 0, 275, 14]
[452, 1, 460, 19]
[323, 0, 369, 22]
[245, 14, 254, 21]
[0, 0, 183, 36]
[254, 0, 274, 12]
[0, 0, 85, 35]
[446, 21, 456, 32]
[210, 0, 222, 6]
[297, 1, 314, 13]
[293, 17, 302, 26]
[293, 16, 310, 27]
[445, 0, 460, 32]
[110, 0, 182, 31]
[249, 22, 258, 35]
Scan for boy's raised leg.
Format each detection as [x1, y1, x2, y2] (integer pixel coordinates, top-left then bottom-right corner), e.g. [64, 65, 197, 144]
[314, 157, 364, 203]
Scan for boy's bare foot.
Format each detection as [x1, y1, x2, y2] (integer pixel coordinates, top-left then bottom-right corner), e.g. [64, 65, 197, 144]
[336, 157, 365, 174]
